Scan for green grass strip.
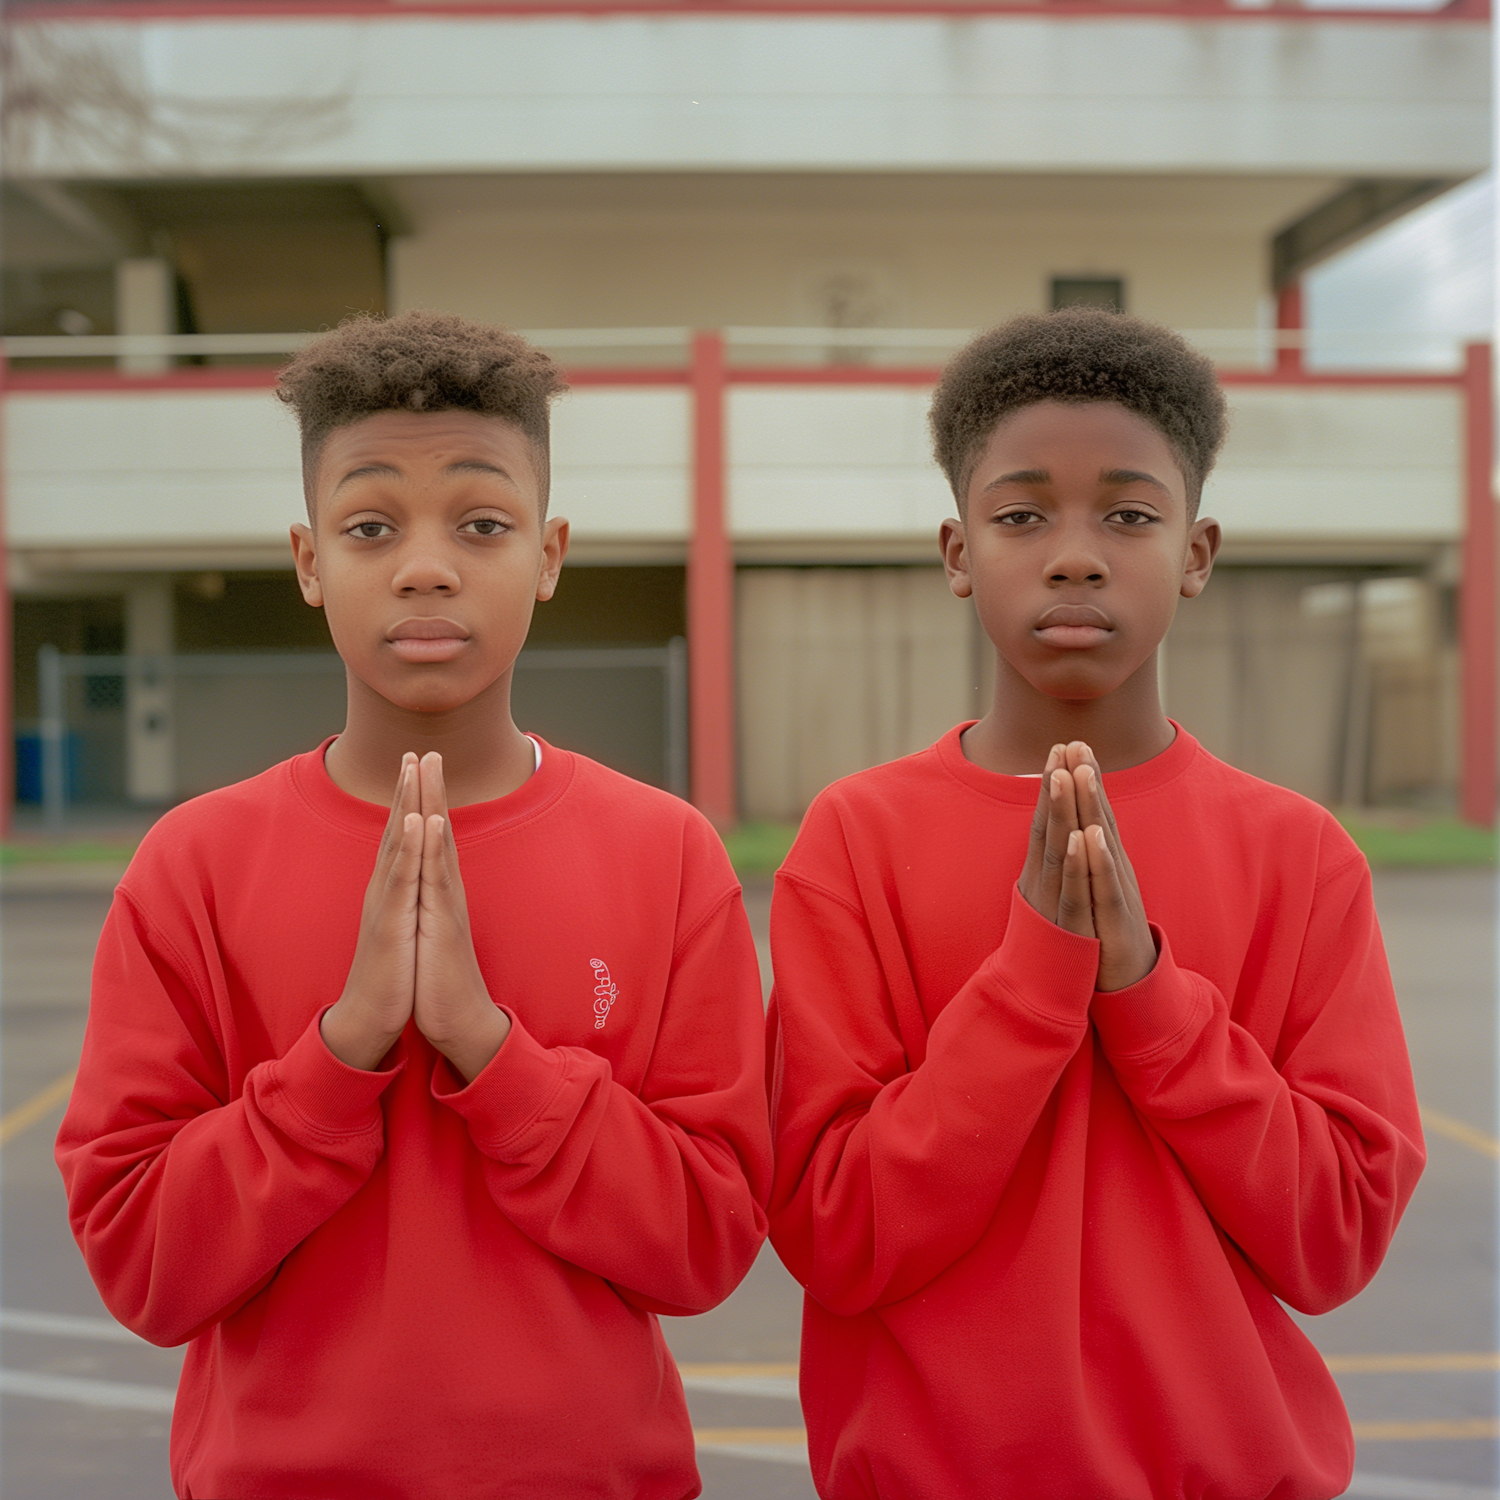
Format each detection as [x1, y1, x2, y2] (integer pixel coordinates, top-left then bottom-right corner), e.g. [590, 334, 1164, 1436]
[722, 822, 801, 877]
[720, 813, 1498, 877]
[0, 841, 139, 867]
[4, 811, 1493, 876]
[1337, 814, 1497, 869]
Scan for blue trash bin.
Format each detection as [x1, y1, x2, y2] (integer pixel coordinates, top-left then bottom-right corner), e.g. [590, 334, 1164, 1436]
[14, 732, 81, 804]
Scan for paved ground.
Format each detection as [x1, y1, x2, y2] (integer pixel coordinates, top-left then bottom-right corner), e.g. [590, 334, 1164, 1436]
[1, 866, 1494, 1499]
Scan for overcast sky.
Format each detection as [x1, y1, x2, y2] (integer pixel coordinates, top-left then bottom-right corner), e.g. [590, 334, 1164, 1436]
[1305, 173, 1493, 370]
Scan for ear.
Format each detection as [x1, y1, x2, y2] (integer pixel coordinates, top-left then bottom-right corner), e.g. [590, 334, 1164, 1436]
[536, 517, 570, 602]
[290, 523, 323, 608]
[1180, 516, 1221, 600]
[940, 517, 972, 599]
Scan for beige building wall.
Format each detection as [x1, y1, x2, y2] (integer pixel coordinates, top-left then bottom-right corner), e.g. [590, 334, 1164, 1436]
[738, 566, 977, 822]
[388, 174, 1338, 336]
[1163, 570, 1456, 809]
[739, 563, 1456, 821]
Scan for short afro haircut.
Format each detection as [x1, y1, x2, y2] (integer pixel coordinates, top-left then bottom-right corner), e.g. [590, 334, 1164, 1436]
[929, 309, 1227, 516]
[276, 311, 567, 512]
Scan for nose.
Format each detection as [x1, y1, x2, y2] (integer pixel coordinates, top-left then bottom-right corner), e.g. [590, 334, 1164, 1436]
[390, 534, 461, 595]
[1045, 519, 1109, 586]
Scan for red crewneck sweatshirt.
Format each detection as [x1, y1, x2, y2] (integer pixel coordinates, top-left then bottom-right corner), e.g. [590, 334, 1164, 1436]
[767, 724, 1424, 1500]
[56, 739, 771, 1500]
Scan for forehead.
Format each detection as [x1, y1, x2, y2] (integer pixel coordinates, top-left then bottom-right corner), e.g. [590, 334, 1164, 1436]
[313, 410, 540, 501]
[973, 400, 1185, 488]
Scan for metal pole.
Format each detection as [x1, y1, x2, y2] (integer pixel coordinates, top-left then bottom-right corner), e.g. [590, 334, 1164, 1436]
[687, 330, 737, 828]
[1459, 342, 1497, 827]
[666, 636, 688, 800]
[38, 645, 65, 835]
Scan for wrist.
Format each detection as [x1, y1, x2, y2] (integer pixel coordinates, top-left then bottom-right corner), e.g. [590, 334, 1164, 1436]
[320, 998, 404, 1072]
[1096, 935, 1160, 993]
[432, 1003, 512, 1085]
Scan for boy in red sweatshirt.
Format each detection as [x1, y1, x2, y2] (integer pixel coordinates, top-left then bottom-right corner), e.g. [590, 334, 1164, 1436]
[766, 309, 1425, 1500]
[56, 312, 771, 1500]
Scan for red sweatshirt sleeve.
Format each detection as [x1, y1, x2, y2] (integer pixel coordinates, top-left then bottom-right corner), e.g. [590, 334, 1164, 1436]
[431, 884, 771, 1317]
[1090, 849, 1425, 1315]
[767, 873, 1101, 1317]
[55, 889, 402, 1347]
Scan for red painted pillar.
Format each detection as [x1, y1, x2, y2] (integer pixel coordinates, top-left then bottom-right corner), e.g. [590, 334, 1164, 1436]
[687, 331, 736, 829]
[1275, 282, 1303, 376]
[1460, 341, 1497, 828]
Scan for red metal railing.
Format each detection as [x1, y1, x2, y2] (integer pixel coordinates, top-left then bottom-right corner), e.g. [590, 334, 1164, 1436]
[5, 0, 1487, 20]
[2, 338, 1494, 829]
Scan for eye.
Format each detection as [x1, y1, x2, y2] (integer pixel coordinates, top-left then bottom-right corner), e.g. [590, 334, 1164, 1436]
[346, 520, 394, 540]
[1111, 508, 1158, 526]
[996, 509, 1042, 526]
[461, 517, 511, 537]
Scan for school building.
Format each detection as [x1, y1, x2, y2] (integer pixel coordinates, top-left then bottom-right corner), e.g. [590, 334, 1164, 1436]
[1, 0, 1494, 829]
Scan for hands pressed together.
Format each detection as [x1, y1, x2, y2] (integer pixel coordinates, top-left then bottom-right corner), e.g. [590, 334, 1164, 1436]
[1017, 742, 1158, 993]
[321, 753, 510, 1081]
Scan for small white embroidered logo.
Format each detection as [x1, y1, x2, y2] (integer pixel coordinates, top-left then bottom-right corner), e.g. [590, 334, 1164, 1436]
[590, 959, 618, 1030]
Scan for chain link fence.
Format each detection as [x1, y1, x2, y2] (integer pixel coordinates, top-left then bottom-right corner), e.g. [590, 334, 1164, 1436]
[26, 641, 687, 831]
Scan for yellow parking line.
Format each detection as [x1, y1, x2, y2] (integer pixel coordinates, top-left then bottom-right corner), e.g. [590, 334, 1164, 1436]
[0, 1071, 76, 1147]
[694, 1428, 806, 1446]
[1420, 1107, 1500, 1160]
[1353, 1419, 1500, 1441]
[1328, 1353, 1500, 1373]
[682, 1356, 1500, 1379]
[692, 1419, 1500, 1446]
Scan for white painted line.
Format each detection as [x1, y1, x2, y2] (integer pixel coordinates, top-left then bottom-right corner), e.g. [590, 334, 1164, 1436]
[696, 1442, 809, 1467]
[0, 1369, 176, 1413]
[0, 1309, 145, 1344]
[680, 1372, 799, 1399]
[1343, 1474, 1500, 1500]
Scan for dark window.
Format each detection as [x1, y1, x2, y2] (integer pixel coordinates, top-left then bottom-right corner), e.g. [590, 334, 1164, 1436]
[1051, 277, 1125, 312]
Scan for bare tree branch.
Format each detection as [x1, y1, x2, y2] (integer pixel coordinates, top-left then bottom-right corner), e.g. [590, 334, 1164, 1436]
[2, 26, 351, 175]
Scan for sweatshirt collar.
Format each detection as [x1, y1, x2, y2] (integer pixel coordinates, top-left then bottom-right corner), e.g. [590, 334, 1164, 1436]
[290, 734, 573, 843]
[935, 720, 1199, 807]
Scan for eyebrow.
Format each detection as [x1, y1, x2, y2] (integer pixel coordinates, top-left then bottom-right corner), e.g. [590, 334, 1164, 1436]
[1099, 468, 1172, 495]
[331, 462, 401, 495]
[984, 468, 1050, 491]
[982, 467, 1171, 495]
[330, 458, 516, 496]
[445, 460, 514, 483]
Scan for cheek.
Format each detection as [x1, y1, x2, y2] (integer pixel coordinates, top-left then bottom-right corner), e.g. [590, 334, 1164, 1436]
[967, 559, 1034, 637]
[1127, 551, 1190, 622]
[312, 564, 382, 646]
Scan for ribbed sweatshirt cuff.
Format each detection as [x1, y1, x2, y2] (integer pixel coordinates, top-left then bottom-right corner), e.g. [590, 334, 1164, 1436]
[267, 1008, 405, 1138]
[431, 1008, 574, 1155]
[1090, 927, 1205, 1060]
[983, 884, 1101, 1027]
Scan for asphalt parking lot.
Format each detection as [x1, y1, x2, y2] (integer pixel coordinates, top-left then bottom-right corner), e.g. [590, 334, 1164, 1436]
[1, 866, 1494, 1500]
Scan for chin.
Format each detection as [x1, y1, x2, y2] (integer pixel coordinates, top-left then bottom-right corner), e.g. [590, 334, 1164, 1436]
[1025, 664, 1131, 703]
[366, 669, 497, 716]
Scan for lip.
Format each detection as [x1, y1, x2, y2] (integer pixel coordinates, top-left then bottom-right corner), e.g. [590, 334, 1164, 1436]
[1034, 604, 1115, 651]
[386, 617, 470, 664]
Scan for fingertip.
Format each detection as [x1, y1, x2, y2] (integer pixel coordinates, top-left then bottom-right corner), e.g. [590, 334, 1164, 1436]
[1092, 824, 1108, 850]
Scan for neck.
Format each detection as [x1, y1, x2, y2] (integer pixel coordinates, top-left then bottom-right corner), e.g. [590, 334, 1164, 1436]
[324, 668, 537, 808]
[963, 651, 1175, 776]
